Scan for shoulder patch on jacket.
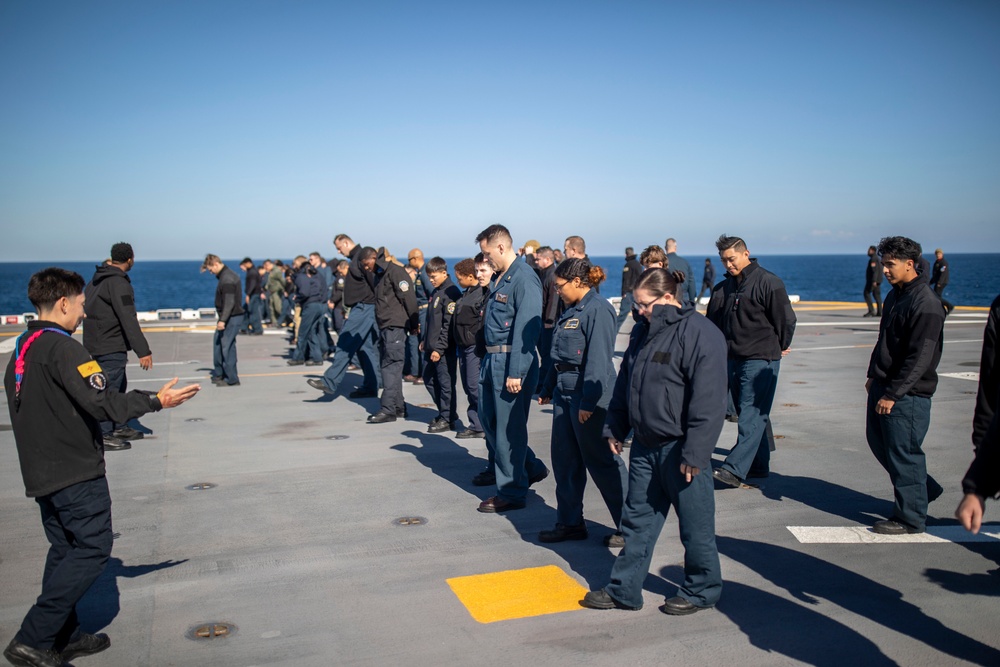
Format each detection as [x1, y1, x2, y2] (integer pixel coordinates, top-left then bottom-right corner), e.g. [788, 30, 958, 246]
[77, 361, 102, 377]
[399, 281, 410, 292]
[120, 294, 134, 306]
[564, 318, 580, 329]
[447, 302, 456, 314]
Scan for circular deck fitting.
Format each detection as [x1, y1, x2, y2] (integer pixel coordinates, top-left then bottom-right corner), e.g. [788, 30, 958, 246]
[782, 403, 800, 408]
[185, 418, 204, 423]
[186, 483, 216, 491]
[187, 622, 237, 640]
[393, 516, 427, 527]
[326, 435, 350, 441]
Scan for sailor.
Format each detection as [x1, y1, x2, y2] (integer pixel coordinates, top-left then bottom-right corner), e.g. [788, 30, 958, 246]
[421, 257, 462, 432]
[366, 247, 420, 423]
[665, 237, 697, 305]
[83, 242, 152, 449]
[3, 268, 199, 667]
[404, 248, 432, 384]
[863, 245, 883, 317]
[202, 254, 244, 386]
[452, 257, 489, 441]
[476, 224, 549, 512]
[616, 247, 642, 331]
[537, 258, 627, 546]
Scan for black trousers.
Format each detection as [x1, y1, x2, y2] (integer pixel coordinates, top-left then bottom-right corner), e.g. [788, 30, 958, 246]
[378, 327, 407, 415]
[424, 347, 458, 423]
[17, 477, 113, 650]
[864, 283, 882, 315]
[93, 352, 127, 435]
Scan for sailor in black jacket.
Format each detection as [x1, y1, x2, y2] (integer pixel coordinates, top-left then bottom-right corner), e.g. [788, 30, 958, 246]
[288, 257, 328, 365]
[537, 258, 627, 546]
[452, 258, 489, 441]
[202, 254, 244, 386]
[83, 243, 153, 447]
[706, 235, 796, 487]
[3, 268, 198, 667]
[582, 268, 727, 615]
[421, 257, 463, 432]
[239, 257, 264, 335]
[865, 236, 945, 535]
[863, 245, 884, 317]
[366, 247, 419, 423]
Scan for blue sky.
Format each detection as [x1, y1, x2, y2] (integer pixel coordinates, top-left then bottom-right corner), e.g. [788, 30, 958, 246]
[1, 1, 998, 261]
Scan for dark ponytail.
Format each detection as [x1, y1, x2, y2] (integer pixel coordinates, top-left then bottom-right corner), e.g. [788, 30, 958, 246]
[555, 257, 606, 288]
[634, 267, 685, 301]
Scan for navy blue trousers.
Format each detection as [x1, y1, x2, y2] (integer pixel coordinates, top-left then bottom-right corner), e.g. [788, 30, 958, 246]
[721, 358, 779, 479]
[93, 351, 127, 435]
[607, 440, 722, 609]
[16, 477, 113, 651]
[292, 302, 325, 362]
[378, 327, 407, 415]
[213, 315, 242, 384]
[866, 382, 938, 530]
[479, 354, 546, 503]
[322, 302, 380, 394]
[457, 345, 483, 433]
[424, 348, 458, 424]
[550, 390, 627, 528]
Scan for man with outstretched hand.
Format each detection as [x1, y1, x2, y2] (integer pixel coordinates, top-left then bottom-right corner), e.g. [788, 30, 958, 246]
[4, 268, 200, 667]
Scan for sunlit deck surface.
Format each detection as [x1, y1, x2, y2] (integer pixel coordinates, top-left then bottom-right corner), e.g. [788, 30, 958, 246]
[1, 302, 998, 666]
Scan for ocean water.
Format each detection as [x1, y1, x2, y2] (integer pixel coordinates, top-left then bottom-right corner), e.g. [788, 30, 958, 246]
[1, 254, 998, 316]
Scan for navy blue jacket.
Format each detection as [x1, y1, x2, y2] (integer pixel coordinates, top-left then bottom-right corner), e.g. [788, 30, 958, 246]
[541, 289, 617, 411]
[293, 269, 327, 306]
[604, 303, 728, 471]
[453, 285, 488, 349]
[424, 278, 462, 354]
[666, 252, 697, 304]
[706, 260, 796, 361]
[483, 256, 542, 380]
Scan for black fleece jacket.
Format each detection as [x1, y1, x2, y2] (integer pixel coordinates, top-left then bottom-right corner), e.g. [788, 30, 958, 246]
[372, 252, 419, 331]
[867, 277, 944, 401]
[5, 320, 162, 497]
[83, 264, 151, 357]
[214, 265, 245, 322]
[706, 260, 796, 361]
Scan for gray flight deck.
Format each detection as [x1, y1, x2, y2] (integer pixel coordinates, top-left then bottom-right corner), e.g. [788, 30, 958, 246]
[1, 303, 998, 666]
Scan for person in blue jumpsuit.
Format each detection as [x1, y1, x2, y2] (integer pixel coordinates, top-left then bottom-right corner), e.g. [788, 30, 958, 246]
[475, 224, 549, 513]
[537, 258, 628, 545]
[582, 268, 728, 615]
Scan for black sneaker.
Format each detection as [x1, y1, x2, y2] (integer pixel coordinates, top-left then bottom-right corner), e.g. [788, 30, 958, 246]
[304, 360, 323, 366]
[61, 632, 110, 661]
[367, 411, 397, 424]
[712, 468, 742, 488]
[455, 429, 485, 439]
[103, 435, 132, 451]
[349, 388, 378, 399]
[427, 420, 452, 434]
[286, 359, 305, 366]
[872, 519, 923, 535]
[112, 426, 144, 440]
[581, 589, 640, 611]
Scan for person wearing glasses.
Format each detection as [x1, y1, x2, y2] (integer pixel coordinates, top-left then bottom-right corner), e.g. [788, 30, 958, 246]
[582, 268, 728, 615]
[706, 234, 796, 488]
[537, 258, 628, 546]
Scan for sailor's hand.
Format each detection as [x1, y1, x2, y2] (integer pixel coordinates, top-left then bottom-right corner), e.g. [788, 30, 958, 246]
[156, 378, 201, 408]
[506, 377, 522, 394]
[138, 355, 153, 371]
[578, 409, 593, 424]
[681, 463, 700, 483]
[956, 493, 986, 534]
[608, 438, 623, 455]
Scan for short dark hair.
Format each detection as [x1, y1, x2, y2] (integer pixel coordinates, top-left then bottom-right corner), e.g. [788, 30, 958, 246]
[426, 256, 448, 274]
[475, 224, 512, 246]
[625, 247, 634, 256]
[474, 252, 489, 265]
[240, 257, 254, 266]
[536, 246, 554, 259]
[110, 242, 133, 263]
[877, 236, 922, 263]
[635, 267, 686, 301]
[716, 235, 747, 254]
[555, 257, 606, 288]
[28, 268, 85, 311]
[564, 235, 586, 254]
[359, 246, 378, 261]
[454, 258, 475, 277]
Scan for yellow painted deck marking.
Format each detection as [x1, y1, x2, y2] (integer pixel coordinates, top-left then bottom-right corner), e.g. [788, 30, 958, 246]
[446, 565, 587, 624]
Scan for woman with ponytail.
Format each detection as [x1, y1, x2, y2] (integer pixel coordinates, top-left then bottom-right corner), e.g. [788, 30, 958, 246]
[582, 267, 728, 616]
[537, 258, 628, 546]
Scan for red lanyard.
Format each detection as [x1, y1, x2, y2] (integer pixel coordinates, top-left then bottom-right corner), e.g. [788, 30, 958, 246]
[14, 328, 70, 404]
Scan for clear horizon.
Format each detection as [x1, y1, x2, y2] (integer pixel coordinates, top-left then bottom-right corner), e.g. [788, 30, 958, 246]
[2, 2, 998, 261]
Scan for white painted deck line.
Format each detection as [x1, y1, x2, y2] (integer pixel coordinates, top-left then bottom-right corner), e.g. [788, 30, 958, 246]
[788, 525, 1000, 544]
[940, 372, 980, 382]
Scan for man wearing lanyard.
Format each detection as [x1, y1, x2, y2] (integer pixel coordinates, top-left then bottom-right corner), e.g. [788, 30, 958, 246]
[4, 268, 199, 667]
[475, 224, 549, 513]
